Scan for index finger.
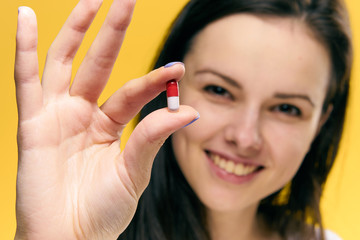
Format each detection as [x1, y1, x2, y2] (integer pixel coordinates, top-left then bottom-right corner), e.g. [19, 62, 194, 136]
[100, 63, 185, 125]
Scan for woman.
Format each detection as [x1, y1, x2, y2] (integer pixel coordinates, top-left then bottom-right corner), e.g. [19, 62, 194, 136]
[14, 0, 352, 239]
[121, 1, 352, 239]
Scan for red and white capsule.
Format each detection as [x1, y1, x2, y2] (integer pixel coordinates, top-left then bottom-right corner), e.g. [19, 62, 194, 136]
[166, 80, 179, 111]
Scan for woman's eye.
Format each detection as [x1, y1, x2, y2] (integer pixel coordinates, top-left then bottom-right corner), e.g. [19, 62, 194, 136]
[273, 104, 302, 117]
[203, 85, 232, 99]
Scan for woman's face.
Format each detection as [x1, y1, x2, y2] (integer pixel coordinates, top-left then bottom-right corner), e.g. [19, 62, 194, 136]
[172, 14, 331, 213]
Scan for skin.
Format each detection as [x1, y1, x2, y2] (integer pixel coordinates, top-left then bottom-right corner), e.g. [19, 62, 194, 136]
[172, 14, 331, 240]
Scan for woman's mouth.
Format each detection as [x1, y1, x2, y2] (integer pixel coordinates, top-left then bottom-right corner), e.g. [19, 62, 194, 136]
[207, 151, 263, 177]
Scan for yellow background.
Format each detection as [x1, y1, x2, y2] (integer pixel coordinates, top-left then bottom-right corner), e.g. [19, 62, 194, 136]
[1, 0, 359, 239]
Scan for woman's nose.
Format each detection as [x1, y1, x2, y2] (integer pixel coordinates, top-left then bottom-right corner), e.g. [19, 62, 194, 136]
[224, 108, 263, 156]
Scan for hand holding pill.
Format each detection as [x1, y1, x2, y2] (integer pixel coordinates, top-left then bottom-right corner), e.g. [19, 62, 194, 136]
[14, 2, 198, 239]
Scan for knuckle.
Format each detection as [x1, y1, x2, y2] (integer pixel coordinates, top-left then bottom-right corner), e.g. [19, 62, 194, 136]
[92, 53, 114, 70]
[46, 44, 73, 66]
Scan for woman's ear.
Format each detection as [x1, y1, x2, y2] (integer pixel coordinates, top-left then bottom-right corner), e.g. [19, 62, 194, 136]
[316, 104, 333, 135]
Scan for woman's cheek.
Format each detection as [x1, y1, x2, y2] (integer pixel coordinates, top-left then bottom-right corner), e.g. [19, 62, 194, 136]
[266, 121, 313, 173]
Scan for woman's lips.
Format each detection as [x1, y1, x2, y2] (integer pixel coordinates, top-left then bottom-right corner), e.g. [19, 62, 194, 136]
[205, 150, 264, 184]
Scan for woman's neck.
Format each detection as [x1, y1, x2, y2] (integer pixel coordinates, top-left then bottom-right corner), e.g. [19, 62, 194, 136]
[206, 204, 279, 240]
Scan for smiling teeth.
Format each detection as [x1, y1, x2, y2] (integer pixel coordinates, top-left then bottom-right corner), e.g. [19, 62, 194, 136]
[211, 153, 258, 176]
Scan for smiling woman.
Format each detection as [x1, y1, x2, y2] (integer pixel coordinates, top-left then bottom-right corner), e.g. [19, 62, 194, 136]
[175, 13, 330, 197]
[174, 14, 332, 236]
[11, 0, 355, 239]
[128, 0, 352, 239]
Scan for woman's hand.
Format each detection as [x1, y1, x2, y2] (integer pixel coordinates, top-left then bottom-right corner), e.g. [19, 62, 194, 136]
[14, 1, 198, 239]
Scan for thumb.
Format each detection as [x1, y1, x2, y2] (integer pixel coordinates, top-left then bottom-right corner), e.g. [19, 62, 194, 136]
[121, 105, 199, 196]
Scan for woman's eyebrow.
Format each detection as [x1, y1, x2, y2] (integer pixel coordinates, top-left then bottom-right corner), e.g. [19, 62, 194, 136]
[195, 69, 242, 89]
[274, 93, 315, 107]
[195, 70, 315, 107]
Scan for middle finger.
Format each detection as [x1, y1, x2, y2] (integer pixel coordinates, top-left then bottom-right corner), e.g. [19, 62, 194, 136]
[41, 0, 103, 98]
[70, 0, 136, 102]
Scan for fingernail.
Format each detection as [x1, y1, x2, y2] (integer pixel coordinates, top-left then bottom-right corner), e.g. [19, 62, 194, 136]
[18, 6, 30, 16]
[164, 62, 184, 68]
[18, 6, 27, 14]
[183, 112, 200, 128]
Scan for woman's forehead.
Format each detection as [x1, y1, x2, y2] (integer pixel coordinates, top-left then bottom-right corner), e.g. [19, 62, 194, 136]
[184, 14, 331, 103]
[190, 14, 326, 56]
